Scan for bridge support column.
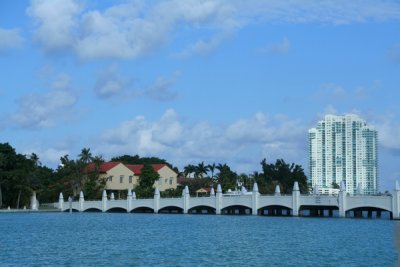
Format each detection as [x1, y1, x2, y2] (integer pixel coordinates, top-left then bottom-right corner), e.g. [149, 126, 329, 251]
[102, 190, 107, 212]
[216, 184, 222, 215]
[292, 182, 300, 216]
[58, 192, 64, 211]
[252, 183, 259, 215]
[79, 191, 84, 212]
[183, 186, 189, 214]
[338, 181, 347, 218]
[127, 189, 132, 212]
[392, 181, 400, 219]
[154, 188, 160, 214]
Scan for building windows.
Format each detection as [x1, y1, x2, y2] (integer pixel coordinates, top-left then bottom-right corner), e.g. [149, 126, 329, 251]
[108, 176, 113, 182]
[169, 178, 173, 185]
[129, 176, 133, 183]
[165, 178, 168, 184]
[120, 175, 124, 183]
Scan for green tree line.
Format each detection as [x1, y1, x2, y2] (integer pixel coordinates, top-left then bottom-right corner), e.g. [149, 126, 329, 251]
[0, 142, 308, 208]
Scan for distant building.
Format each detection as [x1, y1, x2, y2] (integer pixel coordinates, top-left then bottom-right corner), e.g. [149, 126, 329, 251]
[88, 162, 177, 194]
[308, 114, 378, 194]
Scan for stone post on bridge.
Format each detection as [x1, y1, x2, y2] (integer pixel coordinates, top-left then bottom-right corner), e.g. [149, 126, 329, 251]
[154, 188, 160, 214]
[127, 189, 132, 212]
[79, 191, 85, 212]
[183, 186, 190, 214]
[252, 182, 259, 215]
[216, 184, 222, 215]
[338, 181, 347, 218]
[292, 182, 300, 216]
[392, 181, 400, 220]
[102, 190, 108, 212]
[58, 192, 64, 211]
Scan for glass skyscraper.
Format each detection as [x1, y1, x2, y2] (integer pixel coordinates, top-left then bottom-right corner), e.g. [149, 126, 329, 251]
[308, 114, 378, 194]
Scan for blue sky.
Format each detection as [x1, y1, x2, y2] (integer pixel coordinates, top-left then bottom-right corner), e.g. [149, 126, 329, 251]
[1, 0, 399, 191]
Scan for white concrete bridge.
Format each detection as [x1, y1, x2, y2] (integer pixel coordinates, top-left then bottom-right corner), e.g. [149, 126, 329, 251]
[55, 181, 400, 219]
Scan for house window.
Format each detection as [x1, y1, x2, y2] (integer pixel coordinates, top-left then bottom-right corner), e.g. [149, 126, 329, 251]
[120, 175, 124, 183]
[129, 176, 133, 183]
[109, 176, 113, 182]
[165, 178, 168, 184]
[169, 178, 173, 185]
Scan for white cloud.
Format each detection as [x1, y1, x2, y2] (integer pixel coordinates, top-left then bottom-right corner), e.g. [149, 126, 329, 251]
[258, 37, 290, 54]
[11, 74, 77, 128]
[27, 1, 400, 60]
[27, 0, 81, 52]
[0, 28, 24, 50]
[97, 109, 306, 173]
[94, 64, 127, 98]
[145, 73, 179, 101]
[93, 66, 178, 101]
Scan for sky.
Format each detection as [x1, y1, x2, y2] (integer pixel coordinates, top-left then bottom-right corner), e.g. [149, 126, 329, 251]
[0, 0, 399, 192]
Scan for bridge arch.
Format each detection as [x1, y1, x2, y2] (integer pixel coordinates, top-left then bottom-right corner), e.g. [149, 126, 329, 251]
[221, 205, 252, 215]
[346, 206, 392, 219]
[63, 209, 79, 212]
[107, 207, 127, 213]
[131, 207, 154, 213]
[188, 205, 216, 214]
[299, 205, 339, 217]
[258, 205, 292, 216]
[158, 206, 183, 214]
[84, 208, 102, 212]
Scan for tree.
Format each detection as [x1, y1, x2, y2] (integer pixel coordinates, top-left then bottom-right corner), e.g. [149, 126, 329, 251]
[260, 158, 308, 194]
[216, 163, 237, 192]
[136, 164, 160, 198]
[208, 163, 216, 180]
[183, 164, 196, 178]
[195, 162, 209, 178]
[79, 148, 93, 165]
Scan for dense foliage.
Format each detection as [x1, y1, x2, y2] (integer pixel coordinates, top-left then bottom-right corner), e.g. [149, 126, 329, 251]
[0, 142, 309, 208]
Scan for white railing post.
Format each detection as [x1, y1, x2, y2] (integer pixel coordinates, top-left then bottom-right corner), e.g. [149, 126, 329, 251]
[292, 182, 300, 216]
[338, 181, 347, 218]
[252, 183, 259, 215]
[79, 191, 84, 212]
[183, 186, 189, 214]
[392, 181, 400, 220]
[58, 192, 64, 211]
[127, 189, 132, 212]
[216, 184, 222, 215]
[102, 190, 107, 212]
[154, 188, 160, 213]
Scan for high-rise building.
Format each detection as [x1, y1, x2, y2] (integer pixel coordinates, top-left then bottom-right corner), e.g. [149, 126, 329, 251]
[308, 114, 378, 194]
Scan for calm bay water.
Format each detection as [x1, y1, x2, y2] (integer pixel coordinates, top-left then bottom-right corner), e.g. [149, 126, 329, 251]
[0, 212, 397, 266]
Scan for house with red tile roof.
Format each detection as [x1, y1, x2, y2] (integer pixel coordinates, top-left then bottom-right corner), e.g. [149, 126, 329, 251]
[88, 162, 177, 195]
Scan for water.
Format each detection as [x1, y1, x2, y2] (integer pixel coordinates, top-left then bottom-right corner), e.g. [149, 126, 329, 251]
[0, 213, 397, 266]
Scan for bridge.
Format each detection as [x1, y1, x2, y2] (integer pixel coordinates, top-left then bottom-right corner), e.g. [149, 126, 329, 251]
[54, 181, 400, 219]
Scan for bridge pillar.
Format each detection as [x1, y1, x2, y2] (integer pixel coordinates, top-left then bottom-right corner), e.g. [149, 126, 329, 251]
[183, 186, 190, 214]
[79, 191, 84, 212]
[392, 181, 400, 219]
[252, 183, 259, 215]
[154, 188, 160, 214]
[292, 182, 300, 216]
[102, 190, 107, 212]
[216, 184, 222, 215]
[127, 189, 132, 212]
[338, 181, 347, 218]
[58, 192, 64, 211]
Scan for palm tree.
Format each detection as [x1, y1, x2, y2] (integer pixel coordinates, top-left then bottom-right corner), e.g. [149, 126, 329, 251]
[183, 164, 196, 178]
[208, 163, 216, 180]
[30, 153, 41, 167]
[79, 148, 93, 164]
[195, 161, 209, 178]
